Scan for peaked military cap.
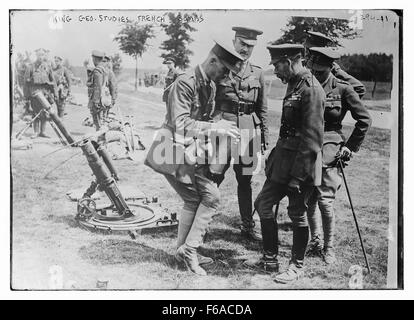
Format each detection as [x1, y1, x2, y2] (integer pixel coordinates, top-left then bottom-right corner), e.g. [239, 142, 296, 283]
[306, 47, 341, 71]
[54, 56, 63, 61]
[91, 50, 105, 58]
[232, 26, 263, 45]
[211, 39, 244, 73]
[266, 43, 304, 65]
[305, 31, 337, 47]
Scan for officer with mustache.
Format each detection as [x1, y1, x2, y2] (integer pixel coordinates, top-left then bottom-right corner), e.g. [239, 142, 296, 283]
[212, 27, 269, 241]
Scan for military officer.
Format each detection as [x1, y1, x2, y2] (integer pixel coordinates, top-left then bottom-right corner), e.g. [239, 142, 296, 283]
[53, 56, 72, 118]
[87, 50, 107, 131]
[103, 55, 118, 121]
[162, 57, 180, 104]
[24, 48, 58, 138]
[212, 26, 269, 241]
[245, 44, 325, 284]
[145, 40, 243, 276]
[305, 47, 372, 263]
[304, 31, 366, 99]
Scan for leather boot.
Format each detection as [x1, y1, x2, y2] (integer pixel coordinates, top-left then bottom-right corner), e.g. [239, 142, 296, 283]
[291, 226, 309, 269]
[175, 244, 207, 276]
[243, 218, 279, 272]
[185, 203, 215, 249]
[176, 208, 196, 249]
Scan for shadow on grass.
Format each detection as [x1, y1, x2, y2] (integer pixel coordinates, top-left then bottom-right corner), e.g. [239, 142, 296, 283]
[78, 239, 178, 268]
[43, 214, 82, 229]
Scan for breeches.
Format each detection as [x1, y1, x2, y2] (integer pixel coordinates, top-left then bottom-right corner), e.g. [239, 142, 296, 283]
[254, 179, 314, 227]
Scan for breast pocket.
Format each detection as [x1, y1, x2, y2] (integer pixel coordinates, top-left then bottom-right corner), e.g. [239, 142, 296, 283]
[246, 79, 260, 102]
[324, 101, 342, 122]
[283, 99, 301, 123]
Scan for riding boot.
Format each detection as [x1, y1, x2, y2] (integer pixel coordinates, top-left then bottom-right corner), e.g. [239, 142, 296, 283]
[273, 226, 308, 284]
[238, 181, 261, 241]
[176, 208, 196, 249]
[243, 218, 279, 272]
[291, 226, 309, 269]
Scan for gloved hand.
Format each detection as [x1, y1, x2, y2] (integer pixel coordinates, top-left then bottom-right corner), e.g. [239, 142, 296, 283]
[287, 177, 301, 194]
[336, 146, 352, 162]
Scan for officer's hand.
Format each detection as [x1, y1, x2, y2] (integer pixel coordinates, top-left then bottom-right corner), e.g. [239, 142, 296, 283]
[287, 177, 301, 194]
[212, 119, 240, 140]
[337, 146, 352, 162]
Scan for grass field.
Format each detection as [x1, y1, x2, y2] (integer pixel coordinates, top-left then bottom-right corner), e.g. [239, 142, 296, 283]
[11, 84, 391, 290]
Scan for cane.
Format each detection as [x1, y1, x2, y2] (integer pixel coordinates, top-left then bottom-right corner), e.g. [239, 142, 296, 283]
[338, 158, 371, 274]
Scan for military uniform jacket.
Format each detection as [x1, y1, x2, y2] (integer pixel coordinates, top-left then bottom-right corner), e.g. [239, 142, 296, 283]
[163, 65, 216, 183]
[53, 66, 72, 91]
[87, 63, 106, 106]
[163, 68, 179, 102]
[215, 61, 269, 146]
[25, 60, 58, 98]
[265, 69, 325, 186]
[332, 62, 366, 99]
[320, 74, 372, 166]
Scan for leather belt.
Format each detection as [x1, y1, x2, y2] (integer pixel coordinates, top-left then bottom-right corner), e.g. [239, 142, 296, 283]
[216, 101, 255, 115]
[324, 122, 342, 132]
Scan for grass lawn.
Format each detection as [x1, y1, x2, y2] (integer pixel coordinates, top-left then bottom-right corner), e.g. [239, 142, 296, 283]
[11, 84, 391, 289]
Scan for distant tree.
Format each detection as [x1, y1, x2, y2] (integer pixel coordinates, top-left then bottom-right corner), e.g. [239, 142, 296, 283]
[274, 16, 359, 45]
[160, 13, 197, 70]
[111, 53, 122, 76]
[114, 22, 155, 90]
[339, 53, 393, 97]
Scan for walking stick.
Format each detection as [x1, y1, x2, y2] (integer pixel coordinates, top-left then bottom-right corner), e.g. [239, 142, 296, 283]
[338, 159, 371, 274]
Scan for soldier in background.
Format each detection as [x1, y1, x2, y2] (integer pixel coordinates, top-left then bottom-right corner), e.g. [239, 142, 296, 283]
[103, 55, 118, 121]
[53, 56, 72, 118]
[303, 31, 366, 98]
[24, 48, 58, 138]
[87, 50, 107, 131]
[162, 57, 179, 105]
[245, 44, 325, 284]
[212, 27, 269, 241]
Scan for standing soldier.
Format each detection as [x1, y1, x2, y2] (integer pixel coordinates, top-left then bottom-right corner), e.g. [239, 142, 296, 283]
[213, 27, 269, 241]
[305, 47, 372, 263]
[245, 44, 325, 284]
[304, 31, 366, 98]
[25, 48, 58, 138]
[162, 57, 179, 106]
[87, 50, 107, 131]
[145, 41, 243, 276]
[103, 55, 118, 121]
[53, 56, 72, 118]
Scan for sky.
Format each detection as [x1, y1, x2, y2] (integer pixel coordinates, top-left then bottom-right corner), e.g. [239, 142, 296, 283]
[10, 9, 400, 70]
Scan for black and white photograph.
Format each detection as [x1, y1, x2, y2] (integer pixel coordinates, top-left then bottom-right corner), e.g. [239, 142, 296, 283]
[8, 7, 402, 292]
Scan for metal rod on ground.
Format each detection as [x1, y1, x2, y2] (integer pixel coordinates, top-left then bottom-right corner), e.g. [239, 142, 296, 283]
[15, 110, 44, 140]
[338, 159, 371, 274]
